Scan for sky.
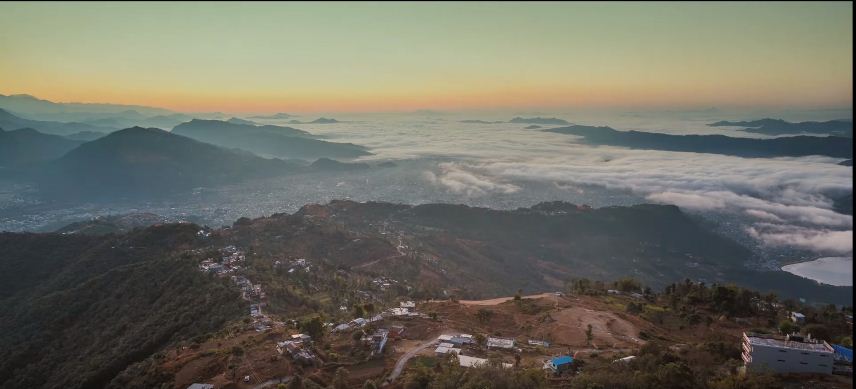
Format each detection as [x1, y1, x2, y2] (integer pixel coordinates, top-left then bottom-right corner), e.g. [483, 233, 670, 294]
[0, 1, 852, 113]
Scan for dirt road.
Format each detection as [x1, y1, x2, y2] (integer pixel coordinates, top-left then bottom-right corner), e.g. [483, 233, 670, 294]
[383, 330, 461, 386]
[458, 292, 560, 306]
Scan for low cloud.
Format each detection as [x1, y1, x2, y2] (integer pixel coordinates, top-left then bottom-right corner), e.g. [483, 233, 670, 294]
[747, 224, 853, 255]
[424, 162, 520, 197]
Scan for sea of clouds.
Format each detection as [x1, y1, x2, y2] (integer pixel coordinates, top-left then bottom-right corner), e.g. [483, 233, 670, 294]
[294, 112, 852, 260]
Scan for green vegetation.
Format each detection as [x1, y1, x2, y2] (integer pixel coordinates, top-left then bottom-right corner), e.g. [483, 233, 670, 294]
[0, 224, 244, 389]
[403, 354, 546, 389]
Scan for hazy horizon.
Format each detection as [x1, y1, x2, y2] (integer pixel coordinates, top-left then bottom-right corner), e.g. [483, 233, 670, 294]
[1, 2, 852, 113]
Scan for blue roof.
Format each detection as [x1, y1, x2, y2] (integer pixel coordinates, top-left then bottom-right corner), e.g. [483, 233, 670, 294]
[552, 355, 574, 365]
[832, 344, 853, 362]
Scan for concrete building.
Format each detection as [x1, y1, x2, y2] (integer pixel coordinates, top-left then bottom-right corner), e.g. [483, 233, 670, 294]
[486, 337, 515, 350]
[791, 312, 806, 324]
[742, 332, 834, 374]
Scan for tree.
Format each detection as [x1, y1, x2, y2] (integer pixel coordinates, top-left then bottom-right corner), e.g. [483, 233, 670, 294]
[514, 289, 523, 301]
[362, 380, 378, 389]
[778, 320, 796, 335]
[363, 302, 375, 318]
[585, 324, 593, 345]
[802, 324, 831, 341]
[353, 304, 365, 318]
[332, 367, 350, 389]
[476, 308, 494, 323]
[474, 333, 486, 346]
[301, 316, 324, 341]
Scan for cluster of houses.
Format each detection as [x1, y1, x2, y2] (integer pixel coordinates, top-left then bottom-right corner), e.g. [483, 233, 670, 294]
[433, 334, 515, 369]
[277, 257, 311, 274]
[198, 245, 246, 276]
[332, 301, 422, 333]
[372, 277, 399, 290]
[277, 333, 317, 365]
[433, 332, 577, 374]
[233, 276, 265, 301]
[741, 332, 852, 375]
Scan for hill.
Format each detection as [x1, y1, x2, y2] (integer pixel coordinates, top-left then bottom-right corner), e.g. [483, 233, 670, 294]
[546, 125, 853, 158]
[172, 119, 369, 160]
[0, 107, 113, 136]
[37, 127, 300, 199]
[0, 201, 851, 388]
[54, 213, 172, 235]
[709, 118, 853, 137]
[261, 200, 849, 305]
[0, 224, 244, 389]
[0, 93, 173, 119]
[0, 127, 82, 167]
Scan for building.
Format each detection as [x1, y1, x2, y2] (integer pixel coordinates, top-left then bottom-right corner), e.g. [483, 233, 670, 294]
[435, 342, 461, 355]
[742, 332, 834, 374]
[791, 312, 806, 324]
[528, 339, 550, 347]
[291, 333, 311, 343]
[187, 384, 214, 389]
[458, 355, 513, 369]
[548, 355, 574, 373]
[487, 337, 515, 350]
[365, 328, 389, 356]
[400, 301, 416, 308]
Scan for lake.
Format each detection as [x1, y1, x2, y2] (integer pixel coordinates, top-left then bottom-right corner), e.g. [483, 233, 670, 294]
[782, 257, 853, 286]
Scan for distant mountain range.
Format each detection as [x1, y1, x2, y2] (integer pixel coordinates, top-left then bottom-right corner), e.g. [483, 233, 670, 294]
[0, 94, 223, 131]
[37, 127, 302, 199]
[458, 117, 571, 125]
[0, 93, 173, 118]
[225, 117, 258, 126]
[0, 127, 82, 167]
[172, 119, 369, 160]
[63, 131, 106, 142]
[839, 159, 853, 166]
[709, 118, 853, 137]
[248, 112, 293, 120]
[509, 117, 571, 125]
[288, 117, 340, 124]
[0, 108, 114, 136]
[459, 120, 504, 124]
[546, 125, 853, 158]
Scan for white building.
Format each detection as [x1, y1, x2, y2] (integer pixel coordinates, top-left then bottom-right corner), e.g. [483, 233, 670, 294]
[457, 355, 513, 369]
[486, 337, 515, 350]
[742, 332, 834, 374]
[791, 312, 806, 324]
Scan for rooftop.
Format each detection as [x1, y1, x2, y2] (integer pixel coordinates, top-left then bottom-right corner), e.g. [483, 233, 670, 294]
[744, 333, 833, 353]
[487, 337, 515, 348]
[551, 355, 574, 365]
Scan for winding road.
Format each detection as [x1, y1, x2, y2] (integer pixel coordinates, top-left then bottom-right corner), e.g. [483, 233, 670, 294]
[383, 332, 457, 386]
